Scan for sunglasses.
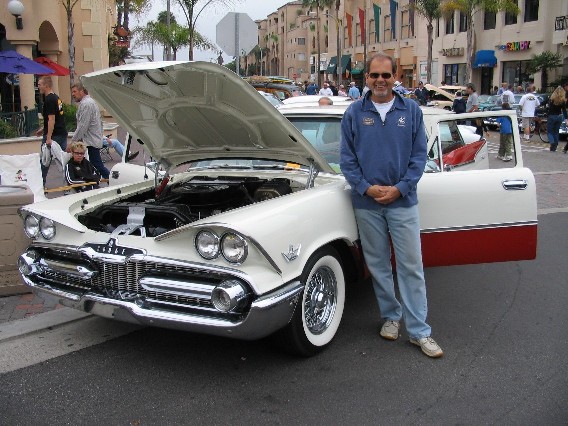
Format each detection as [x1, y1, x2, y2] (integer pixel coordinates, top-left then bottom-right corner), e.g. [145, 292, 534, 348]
[72, 152, 85, 155]
[368, 72, 393, 79]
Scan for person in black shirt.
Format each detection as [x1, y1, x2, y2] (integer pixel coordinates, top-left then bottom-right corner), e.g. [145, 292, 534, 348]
[414, 81, 429, 105]
[65, 141, 100, 192]
[36, 76, 67, 186]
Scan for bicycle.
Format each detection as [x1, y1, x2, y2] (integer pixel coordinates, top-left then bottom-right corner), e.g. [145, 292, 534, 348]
[536, 116, 548, 143]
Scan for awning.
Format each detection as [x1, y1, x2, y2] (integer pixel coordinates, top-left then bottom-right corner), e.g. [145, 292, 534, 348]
[326, 55, 351, 74]
[473, 50, 497, 68]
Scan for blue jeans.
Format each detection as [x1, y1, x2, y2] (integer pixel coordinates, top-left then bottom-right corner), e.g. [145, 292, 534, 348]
[354, 205, 431, 339]
[547, 114, 563, 150]
[103, 138, 124, 157]
[87, 146, 110, 179]
[41, 133, 67, 186]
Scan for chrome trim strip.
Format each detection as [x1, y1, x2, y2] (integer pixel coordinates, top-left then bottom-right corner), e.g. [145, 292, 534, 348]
[502, 179, 528, 190]
[421, 220, 538, 234]
[40, 258, 97, 280]
[139, 276, 214, 299]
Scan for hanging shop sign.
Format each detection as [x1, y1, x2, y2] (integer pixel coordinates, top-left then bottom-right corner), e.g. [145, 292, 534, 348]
[498, 41, 531, 51]
[441, 47, 464, 57]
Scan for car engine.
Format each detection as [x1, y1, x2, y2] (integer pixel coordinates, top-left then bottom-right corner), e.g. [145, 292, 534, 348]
[78, 176, 292, 237]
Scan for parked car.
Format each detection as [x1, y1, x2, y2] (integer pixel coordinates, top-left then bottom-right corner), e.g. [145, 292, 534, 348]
[17, 62, 537, 357]
[244, 76, 304, 100]
[281, 95, 353, 108]
[257, 90, 284, 108]
[424, 84, 466, 110]
[478, 95, 502, 111]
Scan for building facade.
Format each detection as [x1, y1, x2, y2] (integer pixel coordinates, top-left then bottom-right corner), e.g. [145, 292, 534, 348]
[246, 0, 567, 94]
[1, 0, 116, 113]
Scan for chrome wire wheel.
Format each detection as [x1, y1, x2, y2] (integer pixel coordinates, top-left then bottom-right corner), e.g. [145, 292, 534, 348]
[303, 265, 337, 335]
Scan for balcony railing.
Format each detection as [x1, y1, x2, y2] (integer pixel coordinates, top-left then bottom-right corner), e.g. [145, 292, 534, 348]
[0, 107, 39, 138]
[555, 15, 568, 30]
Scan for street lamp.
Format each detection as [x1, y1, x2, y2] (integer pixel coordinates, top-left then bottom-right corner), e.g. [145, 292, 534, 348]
[325, 11, 343, 84]
[8, 0, 24, 30]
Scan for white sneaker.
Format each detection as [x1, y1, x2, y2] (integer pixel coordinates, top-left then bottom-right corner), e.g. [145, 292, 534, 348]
[495, 155, 503, 160]
[410, 336, 444, 358]
[380, 320, 400, 340]
[502, 155, 512, 162]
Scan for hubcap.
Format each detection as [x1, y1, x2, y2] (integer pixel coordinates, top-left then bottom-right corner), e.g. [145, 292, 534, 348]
[304, 265, 337, 334]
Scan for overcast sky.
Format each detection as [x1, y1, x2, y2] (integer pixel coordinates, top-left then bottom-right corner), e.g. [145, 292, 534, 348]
[130, 0, 291, 62]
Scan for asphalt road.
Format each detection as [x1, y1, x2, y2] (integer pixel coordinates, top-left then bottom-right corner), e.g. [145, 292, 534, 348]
[0, 211, 567, 425]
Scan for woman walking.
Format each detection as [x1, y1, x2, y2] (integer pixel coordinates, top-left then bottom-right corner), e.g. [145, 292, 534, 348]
[546, 86, 567, 152]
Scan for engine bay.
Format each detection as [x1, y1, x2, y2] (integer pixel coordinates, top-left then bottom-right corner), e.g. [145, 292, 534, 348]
[78, 176, 293, 237]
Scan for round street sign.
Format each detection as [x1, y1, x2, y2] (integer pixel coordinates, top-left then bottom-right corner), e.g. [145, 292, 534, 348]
[216, 12, 258, 57]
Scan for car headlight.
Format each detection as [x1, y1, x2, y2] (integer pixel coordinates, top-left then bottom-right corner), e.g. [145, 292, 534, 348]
[221, 233, 248, 264]
[39, 217, 56, 240]
[195, 230, 220, 260]
[24, 215, 40, 239]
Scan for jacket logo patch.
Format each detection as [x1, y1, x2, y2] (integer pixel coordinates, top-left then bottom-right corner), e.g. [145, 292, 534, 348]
[362, 117, 374, 126]
[397, 116, 406, 127]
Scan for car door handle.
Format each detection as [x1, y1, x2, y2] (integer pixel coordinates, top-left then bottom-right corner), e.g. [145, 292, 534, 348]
[502, 179, 528, 190]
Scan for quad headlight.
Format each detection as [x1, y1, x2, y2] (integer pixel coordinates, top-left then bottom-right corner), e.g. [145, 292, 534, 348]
[23, 215, 40, 239]
[23, 215, 56, 240]
[221, 233, 248, 264]
[195, 230, 248, 264]
[39, 217, 56, 240]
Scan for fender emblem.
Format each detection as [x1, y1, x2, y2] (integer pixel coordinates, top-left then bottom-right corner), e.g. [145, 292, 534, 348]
[282, 244, 301, 262]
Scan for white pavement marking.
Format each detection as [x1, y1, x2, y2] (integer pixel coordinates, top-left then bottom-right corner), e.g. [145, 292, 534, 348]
[0, 316, 142, 373]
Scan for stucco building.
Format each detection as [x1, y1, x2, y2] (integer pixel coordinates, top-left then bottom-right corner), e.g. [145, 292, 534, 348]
[248, 0, 567, 94]
[1, 0, 116, 113]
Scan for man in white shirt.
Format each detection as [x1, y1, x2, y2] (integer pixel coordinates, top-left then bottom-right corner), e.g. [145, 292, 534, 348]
[318, 82, 333, 96]
[519, 85, 540, 140]
[501, 84, 515, 106]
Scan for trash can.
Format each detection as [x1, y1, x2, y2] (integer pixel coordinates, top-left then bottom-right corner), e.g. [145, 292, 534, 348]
[0, 185, 33, 295]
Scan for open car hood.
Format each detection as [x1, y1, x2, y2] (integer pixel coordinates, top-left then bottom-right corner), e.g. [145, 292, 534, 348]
[82, 61, 334, 173]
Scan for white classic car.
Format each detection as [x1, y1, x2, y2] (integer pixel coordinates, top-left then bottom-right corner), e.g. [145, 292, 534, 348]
[18, 62, 537, 356]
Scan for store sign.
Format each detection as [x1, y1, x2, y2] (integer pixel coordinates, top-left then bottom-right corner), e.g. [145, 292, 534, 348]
[441, 48, 464, 57]
[498, 41, 531, 51]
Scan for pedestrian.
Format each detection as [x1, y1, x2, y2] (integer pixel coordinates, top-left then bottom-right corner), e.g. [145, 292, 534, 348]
[318, 82, 333, 96]
[306, 81, 318, 95]
[545, 86, 567, 152]
[515, 85, 524, 94]
[339, 52, 443, 358]
[348, 81, 361, 100]
[64, 141, 101, 192]
[490, 85, 499, 95]
[414, 81, 429, 106]
[496, 103, 514, 161]
[497, 82, 508, 96]
[501, 84, 515, 105]
[338, 84, 347, 96]
[318, 96, 333, 106]
[465, 83, 483, 137]
[452, 91, 467, 113]
[70, 82, 109, 180]
[36, 76, 67, 187]
[393, 80, 407, 95]
[519, 85, 540, 140]
[329, 81, 339, 96]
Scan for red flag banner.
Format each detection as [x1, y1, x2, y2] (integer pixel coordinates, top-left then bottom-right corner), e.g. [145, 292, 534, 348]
[359, 8, 366, 45]
[346, 13, 353, 47]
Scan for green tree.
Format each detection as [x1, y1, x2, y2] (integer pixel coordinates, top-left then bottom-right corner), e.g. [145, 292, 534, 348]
[441, 0, 519, 83]
[175, 0, 241, 61]
[527, 51, 563, 91]
[59, 0, 80, 100]
[116, 0, 151, 31]
[410, 0, 442, 85]
[302, 0, 329, 87]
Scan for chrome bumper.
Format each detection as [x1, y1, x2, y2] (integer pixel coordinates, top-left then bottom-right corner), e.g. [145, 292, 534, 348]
[22, 275, 303, 340]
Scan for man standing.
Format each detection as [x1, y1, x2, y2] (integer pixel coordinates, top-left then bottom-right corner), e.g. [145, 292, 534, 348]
[348, 81, 361, 100]
[497, 82, 508, 96]
[519, 85, 540, 140]
[318, 82, 333, 96]
[306, 81, 318, 95]
[501, 84, 515, 106]
[340, 52, 443, 358]
[36, 76, 67, 187]
[465, 83, 482, 137]
[414, 81, 429, 106]
[70, 82, 109, 180]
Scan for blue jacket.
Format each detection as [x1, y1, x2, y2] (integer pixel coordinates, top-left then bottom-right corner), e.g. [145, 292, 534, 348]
[340, 91, 427, 209]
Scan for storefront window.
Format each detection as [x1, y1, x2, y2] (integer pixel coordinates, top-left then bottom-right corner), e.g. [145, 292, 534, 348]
[459, 13, 468, 32]
[443, 63, 466, 85]
[502, 61, 531, 89]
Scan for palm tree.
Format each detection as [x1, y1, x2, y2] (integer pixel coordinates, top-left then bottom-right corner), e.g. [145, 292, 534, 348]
[527, 51, 563, 91]
[116, 0, 151, 31]
[410, 0, 442, 85]
[59, 0, 80, 97]
[302, 0, 326, 87]
[441, 0, 519, 83]
[175, 0, 240, 61]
